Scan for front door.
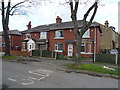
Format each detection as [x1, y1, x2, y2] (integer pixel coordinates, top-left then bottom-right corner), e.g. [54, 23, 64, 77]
[68, 44, 73, 56]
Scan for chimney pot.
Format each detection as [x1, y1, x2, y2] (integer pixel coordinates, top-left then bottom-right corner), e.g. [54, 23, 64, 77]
[56, 16, 62, 24]
[27, 21, 32, 30]
[105, 20, 109, 27]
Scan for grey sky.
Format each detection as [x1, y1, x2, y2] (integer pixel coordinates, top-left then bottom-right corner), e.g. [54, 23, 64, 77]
[0, 0, 119, 32]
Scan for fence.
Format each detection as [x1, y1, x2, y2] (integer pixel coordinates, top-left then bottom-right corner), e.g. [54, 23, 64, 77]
[95, 54, 120, 64]
[32, 50, 56, 58]
[10, 50, 31, 56]
[32, 50, 67, 59]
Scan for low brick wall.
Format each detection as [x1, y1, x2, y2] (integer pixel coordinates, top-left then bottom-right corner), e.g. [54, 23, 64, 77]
[10, 50, 31, 56]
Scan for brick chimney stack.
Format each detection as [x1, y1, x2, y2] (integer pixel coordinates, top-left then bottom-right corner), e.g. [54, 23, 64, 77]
[27, 21, 31, 30]
[105, 20, 109, 27]
[56, 16, 62, 24]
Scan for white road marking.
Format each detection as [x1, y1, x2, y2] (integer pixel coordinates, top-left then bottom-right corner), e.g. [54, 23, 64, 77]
[28, 69, 54, 81]
[28, 76, 36, 80]
[21, 79, 34, 85]
[8, 78, 16, 82]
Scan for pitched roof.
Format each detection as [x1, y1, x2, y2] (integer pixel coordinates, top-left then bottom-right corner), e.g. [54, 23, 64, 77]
[93, 21, 119, 35]
[0, 30, 22, 36]
[22, 20, 101, 33]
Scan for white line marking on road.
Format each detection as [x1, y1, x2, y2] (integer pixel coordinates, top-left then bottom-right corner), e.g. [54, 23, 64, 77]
[21, 79, 34, 85]
[28, 76, 36, 80]
[8, 78, 16, 82]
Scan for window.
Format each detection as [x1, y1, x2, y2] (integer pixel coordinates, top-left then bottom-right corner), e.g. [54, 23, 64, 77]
[25, 34, 30, 39]
[22, 43, 25, 49]
[55, 43, 63, 52]
[30, 45, 32, 49]
[79, 29, 90, 38]
[32, 43, 35, 49]
[40, 32, 47, 39]
[55, 30, 63, 38]
[88, 43, 91, 53]
[81, 43, 85, 52]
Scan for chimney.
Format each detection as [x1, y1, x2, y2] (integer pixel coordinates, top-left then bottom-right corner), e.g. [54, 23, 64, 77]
[104, 20, 109, 27]
[56, 16, 62, 24]
[27, 21, 31, 30]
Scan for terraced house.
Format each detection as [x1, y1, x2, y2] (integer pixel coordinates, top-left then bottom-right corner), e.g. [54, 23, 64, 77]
[21, 16, 102, 57]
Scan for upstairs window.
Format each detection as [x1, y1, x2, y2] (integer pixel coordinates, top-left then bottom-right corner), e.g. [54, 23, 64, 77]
[25, 34, 30, 39]
[40, 32, 47, 39]
[79, 29, 90, 38]
[55, 30, 63, 38]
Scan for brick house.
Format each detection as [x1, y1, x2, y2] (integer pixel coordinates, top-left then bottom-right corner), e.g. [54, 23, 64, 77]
[0, 30, 22, 52]
[21, 16, 102, 57]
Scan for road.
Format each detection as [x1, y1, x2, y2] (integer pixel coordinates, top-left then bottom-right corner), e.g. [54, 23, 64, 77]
[2, 59, 119, 88]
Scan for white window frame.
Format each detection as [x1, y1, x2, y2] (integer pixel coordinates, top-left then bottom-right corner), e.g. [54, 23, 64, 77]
[55, 30, 64, 39]
[40, 32, 47, 39]
[88, 43, 91, 53]
[55, 43, 63, 52]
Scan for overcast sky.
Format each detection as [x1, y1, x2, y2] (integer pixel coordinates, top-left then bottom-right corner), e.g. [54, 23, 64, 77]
[0, 0, 119, 32]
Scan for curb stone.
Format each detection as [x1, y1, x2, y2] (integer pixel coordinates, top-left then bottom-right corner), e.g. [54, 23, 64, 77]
[56, 69, 120, 79]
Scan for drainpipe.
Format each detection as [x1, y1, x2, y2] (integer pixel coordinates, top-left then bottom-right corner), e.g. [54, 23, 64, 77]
[93, 26, 96, 63]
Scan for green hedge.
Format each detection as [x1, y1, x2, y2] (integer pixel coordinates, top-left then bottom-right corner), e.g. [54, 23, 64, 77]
[95, 54, 116, 64]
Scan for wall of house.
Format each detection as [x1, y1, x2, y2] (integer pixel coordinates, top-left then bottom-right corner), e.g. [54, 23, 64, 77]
[10, 35, 22, 50]
[30, 32, 40, 39]
[48, 27, 101, 57]
[100, 26, 112, 50]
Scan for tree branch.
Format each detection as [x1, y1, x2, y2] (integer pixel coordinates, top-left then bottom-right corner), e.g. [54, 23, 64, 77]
[82, 2, 98, 35]
[2, 0, 5, 26]
[10, 0, 26, 13]
[5, 0, 11, 27]
[74, 0, 79, 14]
[69, 0, 73, 14]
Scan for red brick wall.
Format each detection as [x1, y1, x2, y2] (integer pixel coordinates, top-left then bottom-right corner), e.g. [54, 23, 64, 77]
[31, 32, 40, 39]
[10, 50, 31, 56]
[48, 27, 101, 57]
[10, 35, 22, 50]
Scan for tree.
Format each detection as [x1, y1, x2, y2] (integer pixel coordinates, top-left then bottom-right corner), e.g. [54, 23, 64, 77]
[69, 0, 98, 64]
[0, 0, 41, 56]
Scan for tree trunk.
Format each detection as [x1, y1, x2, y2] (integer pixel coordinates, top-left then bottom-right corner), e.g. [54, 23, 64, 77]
[75, 34, 82, 64]
[3, 26, 10, 56]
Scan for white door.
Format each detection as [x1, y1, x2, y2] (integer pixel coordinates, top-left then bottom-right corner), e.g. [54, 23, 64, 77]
[68, 44, 73, 56]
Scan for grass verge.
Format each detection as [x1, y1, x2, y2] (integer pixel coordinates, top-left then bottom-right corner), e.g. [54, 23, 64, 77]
[2, 56, 22, 60]
[67, 64, 120, 76]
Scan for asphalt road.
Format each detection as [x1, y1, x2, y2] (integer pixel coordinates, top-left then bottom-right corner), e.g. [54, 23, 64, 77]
[2, 59, 119, 88]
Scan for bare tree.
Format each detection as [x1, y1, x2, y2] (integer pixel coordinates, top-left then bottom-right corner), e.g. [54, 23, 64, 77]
[69, 0, 98, 64]
[0, 0, 41, 56]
